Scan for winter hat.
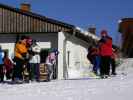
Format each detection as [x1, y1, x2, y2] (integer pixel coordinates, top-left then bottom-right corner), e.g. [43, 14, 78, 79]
[50, 48, 59, 55]
[101, 30, 108, 36]
[26, 36, 33, 45]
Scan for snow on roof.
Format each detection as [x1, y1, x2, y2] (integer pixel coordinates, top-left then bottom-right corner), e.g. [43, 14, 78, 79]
[76, 26, 100, 41]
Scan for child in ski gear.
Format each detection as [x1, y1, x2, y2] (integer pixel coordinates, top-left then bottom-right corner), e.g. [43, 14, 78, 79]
[87, 45, 100, 75]
[45, 52, 53, 81]
[87, 46, 95, 64]
[50, 48, 59, 79]
[3, 51, 13, 80]
[45, 49, 59, 81]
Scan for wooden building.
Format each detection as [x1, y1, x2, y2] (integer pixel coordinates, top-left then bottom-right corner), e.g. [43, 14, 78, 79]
[118, 18, 133, 57]
[0, 3, 99, 79]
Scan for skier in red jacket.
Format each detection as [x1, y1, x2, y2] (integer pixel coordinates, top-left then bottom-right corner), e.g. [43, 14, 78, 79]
[99, 30, 112, 78]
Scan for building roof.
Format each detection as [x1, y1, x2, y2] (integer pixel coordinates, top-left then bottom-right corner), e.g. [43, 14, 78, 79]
[0, 3, 74, 29]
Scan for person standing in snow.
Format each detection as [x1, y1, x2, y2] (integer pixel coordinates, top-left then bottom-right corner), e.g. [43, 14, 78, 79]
[87, 46, 94, 64]
[28, 40, 41, 81]
[45, 49, 59, 81]
[13, 36, 29, 82]
[92, 45, 100, 75]
[45, 52, 53, 81]
[99, 30, 112, 78]
[50, 49, 59, 79]
[110, 48, 117, 75]
[0, 46, 4, 82]
[87, 45, 100, 75]
[3, 51, 14, 80]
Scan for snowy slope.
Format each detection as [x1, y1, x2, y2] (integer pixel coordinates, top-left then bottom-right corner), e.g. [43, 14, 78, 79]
[117, 58, 133, 73]
[0, 59, 133, 100]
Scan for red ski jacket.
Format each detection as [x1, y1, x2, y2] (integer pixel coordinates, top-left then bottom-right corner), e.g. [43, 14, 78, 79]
[99, 36, 112, 56]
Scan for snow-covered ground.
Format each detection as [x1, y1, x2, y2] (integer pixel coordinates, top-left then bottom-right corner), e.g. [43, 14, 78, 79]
[0, 58, 133, 100]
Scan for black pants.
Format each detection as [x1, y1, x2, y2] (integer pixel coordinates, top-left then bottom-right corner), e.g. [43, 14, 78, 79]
[110, 58, 116, 74]
[0, 64, 4, 82]
[27, 63, 40, 81]
[100, 56, 111, 76]
[13, 58, 24, 80]
[6, 69, 13, 80]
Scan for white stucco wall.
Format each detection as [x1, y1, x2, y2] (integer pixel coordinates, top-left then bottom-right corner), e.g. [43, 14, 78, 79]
[65, 34, 91, 79]
[57, 32, 91, 79]
[66, 41, 89, 69]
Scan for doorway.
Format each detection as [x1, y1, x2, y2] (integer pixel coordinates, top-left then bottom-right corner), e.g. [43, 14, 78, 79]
[40, 49, 50, 63]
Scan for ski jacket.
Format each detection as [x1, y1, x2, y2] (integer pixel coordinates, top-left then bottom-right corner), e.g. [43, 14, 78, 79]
[90, 48, 99, 56]
[0, 49, 4, 64]
[4, 57, 13, 71]
[87, 47, 99, 64]
[29, 44, 41, 63]
[99, 36, 112, 56]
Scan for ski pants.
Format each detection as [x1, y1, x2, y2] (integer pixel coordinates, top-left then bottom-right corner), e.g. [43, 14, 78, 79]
[100, 56, 111, 76]
[13, 58, 24, 80]
[92, 56, 100, 74]
[110, 58, 116, 74]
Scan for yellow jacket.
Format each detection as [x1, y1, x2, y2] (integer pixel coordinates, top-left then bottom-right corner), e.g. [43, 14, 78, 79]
[15, 41, 28, 60]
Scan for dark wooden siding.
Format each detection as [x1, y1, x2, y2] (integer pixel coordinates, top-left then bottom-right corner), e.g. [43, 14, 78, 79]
[0, 7, 73, 33]
[119, 19, 133, 57]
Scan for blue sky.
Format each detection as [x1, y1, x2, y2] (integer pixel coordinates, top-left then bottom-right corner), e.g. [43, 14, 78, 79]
[0, 0, 133, 45]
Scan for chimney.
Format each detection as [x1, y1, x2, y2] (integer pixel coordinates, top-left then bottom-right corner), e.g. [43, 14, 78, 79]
[20, 3, 31, 12]
[88, 25, 96, 35]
